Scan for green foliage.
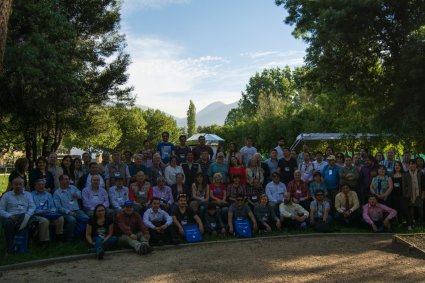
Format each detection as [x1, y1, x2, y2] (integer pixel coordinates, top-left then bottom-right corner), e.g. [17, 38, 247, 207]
[187, 100, 196, 136]
[0, 0, 133, 162]
[142, 109, 182, 144]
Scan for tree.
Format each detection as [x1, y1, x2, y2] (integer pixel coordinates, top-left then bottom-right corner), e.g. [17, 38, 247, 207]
[0, 0, 133, 163]
[187, 100, 196, 137]
[276, 0, 425, 138]
[142, 109, 182, 144]
[0, 0, 13, 70]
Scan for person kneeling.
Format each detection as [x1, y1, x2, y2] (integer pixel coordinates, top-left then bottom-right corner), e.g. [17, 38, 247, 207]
[172, 194, 204, 242]
[86, 204, 117, 259]
[255, 194, 281, 232]
[203, 203, 226, 236]
[362, 195, 397, 232]
[335, 184, 360, 225]
[228, 194, 258, 237]
[310, 190, 332, 232]
[143, 197, 177, 246]
[115, 201, 152, 255]
[279, 193, 309, 230]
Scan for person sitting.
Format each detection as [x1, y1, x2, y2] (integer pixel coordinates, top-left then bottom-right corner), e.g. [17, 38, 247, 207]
[190, 173, 209, 216]
[150, 176, 174, 213]
[85, 204, 117, 260]
[362, 195, 397, 232]
[208, 173, 228, 223]
[279, 193, 309, 230]
[29, 156, 55, 192]
[287, 170, 310, 211]
[82, 175, 110, 217]
[227, 175, 246, 204]
[310, 190, 332, 228]
[172, 194, 204, 241]
[77, 162, 105, 191]
[0, 177, 42, 254]
[207, 152, 229, 184]
[335, 184, 360, 225]
[143, 197, 177, 246]
[254, 194, 281, 232]
[203, 202, 226, 236]
[108, 174, 129, 215]
[115, 200, 152, 255]
[227, 194, 258, 236]
[265, 172, 287, 209]
[171, 173, 190, 201]
[309, 171, 328, 200]
[53, 174, 89, 241]
[245, 178, 263, 209]
[128, 171, 151, 214]
[164, 156, 185, 186]
[31, 178, 64, 242]
[370, 165, 393, 207]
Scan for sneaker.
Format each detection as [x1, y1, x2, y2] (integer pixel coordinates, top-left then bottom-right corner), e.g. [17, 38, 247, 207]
[96, 248, 105, 260]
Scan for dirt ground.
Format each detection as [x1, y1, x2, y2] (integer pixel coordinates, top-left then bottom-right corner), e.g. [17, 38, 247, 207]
[2, 234, 425, 283]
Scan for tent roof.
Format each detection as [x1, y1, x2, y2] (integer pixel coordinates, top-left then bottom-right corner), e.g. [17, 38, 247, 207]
[290, 133, 383, 150]
[187, 133, 224, 142]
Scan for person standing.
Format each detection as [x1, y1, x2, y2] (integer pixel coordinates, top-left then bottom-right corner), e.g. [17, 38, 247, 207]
[156, 131, 175, 165]
[240, 136, 257, 168]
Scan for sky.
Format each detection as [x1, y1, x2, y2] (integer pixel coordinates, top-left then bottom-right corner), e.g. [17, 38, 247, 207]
[121, 0, 307, 118]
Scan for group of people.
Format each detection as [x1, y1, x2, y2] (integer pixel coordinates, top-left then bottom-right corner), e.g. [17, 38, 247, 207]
[1, 133, 424, 259]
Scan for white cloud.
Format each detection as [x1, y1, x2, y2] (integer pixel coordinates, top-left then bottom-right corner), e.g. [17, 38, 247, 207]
[122, 0, 190, 13]
[241, 50, 304, 59]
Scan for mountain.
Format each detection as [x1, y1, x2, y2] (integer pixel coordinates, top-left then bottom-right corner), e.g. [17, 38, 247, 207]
[136, 101, 238, 127]
[175, 101, 238, 127]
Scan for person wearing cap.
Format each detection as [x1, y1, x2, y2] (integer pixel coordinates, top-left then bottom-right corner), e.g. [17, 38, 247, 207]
[109, 173, 130, 214]
[277, 147, 298, 186]
[227, 194, 258, 235]
[32, 178, 64, 242]
[321, 155, 340, 210]
[172, 193, 204, 239]
[104, 150, 131, 190]
[0, 177, 37, 254]
[279, 193, 309, 230]
[53, 174, 89, 241]
[207, 152, 229, 184]
[115, 200, 152, 255]
[143, 197, 177, 246]
[82, 175, 110, 217]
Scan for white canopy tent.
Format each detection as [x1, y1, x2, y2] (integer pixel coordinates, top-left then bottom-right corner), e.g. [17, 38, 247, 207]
[187, 133, 225, 144]
[290, 133, 383, 150]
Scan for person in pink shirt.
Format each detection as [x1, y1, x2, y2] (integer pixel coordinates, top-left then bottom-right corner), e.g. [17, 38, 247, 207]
[362, 195, 397, 232]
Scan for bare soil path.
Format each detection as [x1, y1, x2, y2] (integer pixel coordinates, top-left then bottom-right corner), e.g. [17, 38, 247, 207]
[2, 234, 425, 283]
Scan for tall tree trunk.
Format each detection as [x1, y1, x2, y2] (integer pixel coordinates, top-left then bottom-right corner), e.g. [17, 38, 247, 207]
[0, 0, 13, 71]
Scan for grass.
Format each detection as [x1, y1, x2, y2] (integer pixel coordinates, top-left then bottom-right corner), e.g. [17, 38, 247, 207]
[0, 174, 9, 195]
[1, 222, 424, 267]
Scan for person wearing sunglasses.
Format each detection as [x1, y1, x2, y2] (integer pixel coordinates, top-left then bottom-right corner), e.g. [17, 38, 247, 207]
[227, 194, 258, 236]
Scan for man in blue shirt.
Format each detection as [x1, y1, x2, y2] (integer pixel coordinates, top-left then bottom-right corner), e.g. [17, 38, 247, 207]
[321, 155, 340, 211]
[53, 174, 89, 241]
[32, 178, 64, 242]
[0, 177, 39, 254]
[156, 131, 175, 165]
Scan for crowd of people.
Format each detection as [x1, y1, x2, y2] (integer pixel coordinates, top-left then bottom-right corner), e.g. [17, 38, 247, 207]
[1, 132, 424, 259]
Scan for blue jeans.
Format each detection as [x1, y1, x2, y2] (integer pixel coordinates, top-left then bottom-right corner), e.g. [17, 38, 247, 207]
[93, 235, 118, 252]
[62, 210, 89, 241]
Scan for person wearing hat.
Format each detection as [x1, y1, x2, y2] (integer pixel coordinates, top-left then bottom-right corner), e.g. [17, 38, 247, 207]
[32, 178, 64, 242]
[207, 152, 229, 184]
[109, 173, 130, 215]
[321, 155, 340, 211]
[115, 200, 152, 255]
